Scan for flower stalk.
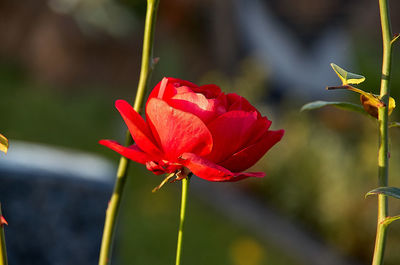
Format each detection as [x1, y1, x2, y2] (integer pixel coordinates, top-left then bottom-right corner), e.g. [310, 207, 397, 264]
[0, 203, 8, 265]
[372, 0, 394, 264]
[175, 177, 189, 265]
[98, 0, 160, 264]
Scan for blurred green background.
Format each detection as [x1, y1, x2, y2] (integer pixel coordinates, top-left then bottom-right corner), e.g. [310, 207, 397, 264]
[1, 0, 400, 264]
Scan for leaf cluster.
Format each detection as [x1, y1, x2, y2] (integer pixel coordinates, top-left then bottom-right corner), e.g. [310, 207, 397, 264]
[302, 63, 396, 120]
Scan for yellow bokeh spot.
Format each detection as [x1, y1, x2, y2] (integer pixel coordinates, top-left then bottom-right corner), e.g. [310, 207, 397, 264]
[229, 237, 264, 265]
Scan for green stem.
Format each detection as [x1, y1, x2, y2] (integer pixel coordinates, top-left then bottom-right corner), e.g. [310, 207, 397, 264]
[98, 1, 160, 264]
[0, 203, 8, 265]
[175, 177, 189, 265]
[372, 0, 393, 264]
[134, 0, 160, 112]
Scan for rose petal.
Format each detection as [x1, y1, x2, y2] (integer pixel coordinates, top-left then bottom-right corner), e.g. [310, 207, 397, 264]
[148, 77, 198, 101]
[115, 100, 162, 157]
[245, 117, 272, 146]
[192, 84, 221, 99]
[180, 152, 264, 182]
[99, 139, 151, 164]
[219, 129, 284, 172]
[146, 160, 183, 175]
[226, 93, 260, 116]
[146, 98, 213, 160]
[206, 110, 259, 163]
[167, 92, 226, 123]
[227, 172, 265, 182]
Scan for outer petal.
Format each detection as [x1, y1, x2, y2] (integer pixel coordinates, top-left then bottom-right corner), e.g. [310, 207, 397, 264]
[225, 93, 261, 116]
[245, 117, 272, 146]
[180, 152, 264, 182]
[206, 110, 258, 163]
[167, 92, 226, 123]
[219, 129, 284, 172]
[146, 98, 213, 160]
[148, 77, 198, 101]
[115, 100, 162, 158]
[99, 139, 150, 164]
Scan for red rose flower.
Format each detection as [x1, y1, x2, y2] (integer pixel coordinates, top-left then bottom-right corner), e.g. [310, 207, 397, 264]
[100, 77, 284, 182]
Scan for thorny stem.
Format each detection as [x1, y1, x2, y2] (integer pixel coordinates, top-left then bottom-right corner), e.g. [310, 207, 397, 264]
[98, 1, 160, 264]
[372, 0, 394, 264]
[0, 203, 8, 265]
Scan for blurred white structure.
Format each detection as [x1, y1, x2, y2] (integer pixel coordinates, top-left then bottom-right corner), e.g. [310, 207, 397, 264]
[234, 0, 352, 98]
[0, 140, 115, 183]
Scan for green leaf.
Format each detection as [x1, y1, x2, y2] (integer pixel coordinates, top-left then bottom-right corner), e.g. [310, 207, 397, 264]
[300, 101, 366, 115]
[0, 134, 8, 154]
[382, 215, 400, 226]
[326, 85, 395, 118]
[366, 187, 400, 200]
[330, 63, 366, 85]
[389, 122, 400, 128]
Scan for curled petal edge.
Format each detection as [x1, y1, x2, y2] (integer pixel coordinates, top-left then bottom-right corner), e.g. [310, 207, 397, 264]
[220, 129, 284, 173]
[148, 77, 198, 102]
[179, 152, 264, 182]
[99, 139, 150, 164]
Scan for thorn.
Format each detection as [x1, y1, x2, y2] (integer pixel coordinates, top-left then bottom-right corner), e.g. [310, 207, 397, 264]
[326, 85, 350, 90]
[391, 33, 400, 45]
[151, 57, 160, 70]
[152, 57, 160, 65]
[1, 216, 8, 226]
